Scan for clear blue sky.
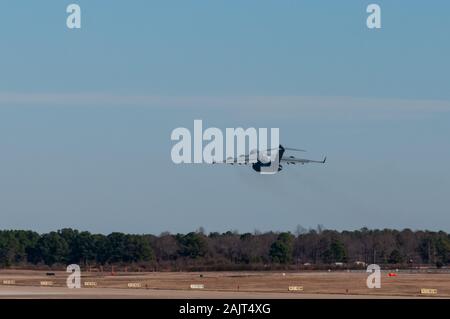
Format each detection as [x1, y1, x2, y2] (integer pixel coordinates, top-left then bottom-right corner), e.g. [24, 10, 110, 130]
[0, 1, 449, 234]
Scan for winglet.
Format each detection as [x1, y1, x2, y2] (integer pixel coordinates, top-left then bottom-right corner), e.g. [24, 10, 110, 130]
[322, 156, 327, 164]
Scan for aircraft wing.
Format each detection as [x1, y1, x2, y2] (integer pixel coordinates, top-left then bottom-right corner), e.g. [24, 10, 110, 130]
[213, 155, 255, 165]
[281, 156, 326, 164]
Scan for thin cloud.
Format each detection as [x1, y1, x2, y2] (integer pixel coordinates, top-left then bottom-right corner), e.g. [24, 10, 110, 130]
[0, 93, 449, 112]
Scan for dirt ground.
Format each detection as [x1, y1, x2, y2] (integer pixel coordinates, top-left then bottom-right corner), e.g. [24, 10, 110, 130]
[0, 269, 448, 299]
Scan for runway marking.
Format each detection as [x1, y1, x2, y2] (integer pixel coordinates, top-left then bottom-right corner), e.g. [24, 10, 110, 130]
[84, 281, 97, 287]
[420, 288, 437, 295]
[190, 284, 205, 289]
[40, 281, 54, 286]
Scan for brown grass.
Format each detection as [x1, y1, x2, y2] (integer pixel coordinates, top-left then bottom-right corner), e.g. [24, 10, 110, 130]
[0, 269, 449, 298]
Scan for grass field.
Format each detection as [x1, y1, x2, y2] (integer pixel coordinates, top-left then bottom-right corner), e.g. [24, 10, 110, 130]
[0, 269, 448, 299]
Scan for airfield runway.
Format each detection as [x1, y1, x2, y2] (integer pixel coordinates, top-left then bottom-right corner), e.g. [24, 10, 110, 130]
[0, 270, 448, 299]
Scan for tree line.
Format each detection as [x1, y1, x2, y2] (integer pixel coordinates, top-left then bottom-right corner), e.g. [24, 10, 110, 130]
[0, 227, 449, 270]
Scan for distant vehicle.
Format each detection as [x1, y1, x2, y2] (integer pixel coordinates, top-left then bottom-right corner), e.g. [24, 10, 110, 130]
[213, 144, 326, 173]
